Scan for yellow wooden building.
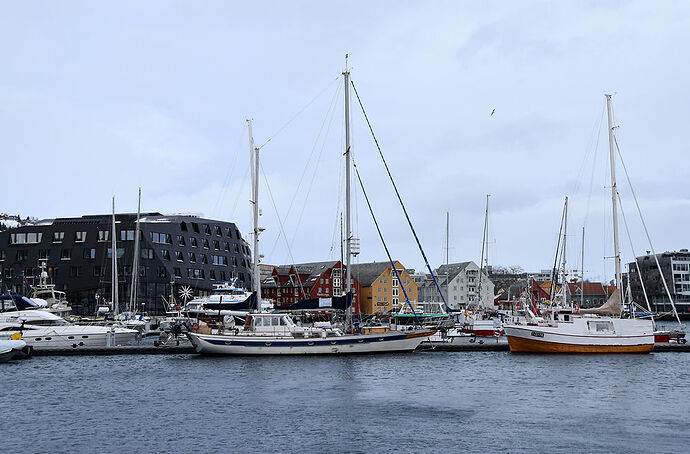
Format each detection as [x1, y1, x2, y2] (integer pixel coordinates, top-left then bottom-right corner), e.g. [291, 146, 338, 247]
[351, 261, 418, 314]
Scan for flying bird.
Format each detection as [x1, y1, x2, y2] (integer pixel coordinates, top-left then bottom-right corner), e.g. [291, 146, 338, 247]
[490, 108, 495, 116]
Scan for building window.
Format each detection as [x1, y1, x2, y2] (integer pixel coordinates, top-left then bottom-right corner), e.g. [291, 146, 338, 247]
[121, 230, 135, 241]
[201, 254, 208, 265]
[141, 248, 154, 260]
[180, 222, 188, 232]
[157, 267, 167, 278]
[226, 228, 233, 238]
[174, 267, 182, 278]
[0, 250, 6, 261]
[224, 242, 231, 252]
[98, 230, 110, 242]
[209, 270, 216, 280]
[53, 231, 65, 243]
[188, 252, 197, 263]
[177, 235, 185, 246]
[15, 250, 28, 261]
[176, 251, 184, 262]
[70, 266, 81, 277]
[215, 225, 222, 236]
[220, 271, 227, 281]
[190, 237, 198, 248]
[106, 248, 124, 259]
[213, 240, 220, 250]
[204, 224, 211, 235]
[60, 249, 72, 260]
[75, 231, 87, 242]
[202, 238, 209, 249]
[150, 232, 171, 244]
[83, 248, 96, 259]
[161, 249, 171, 261]
[191, 222, 199, 234]
[93, 266, 102, 277]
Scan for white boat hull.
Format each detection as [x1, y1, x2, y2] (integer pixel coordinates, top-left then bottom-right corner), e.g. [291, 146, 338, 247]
[0, 326, 139, 350]
[504, 318, 655, 353]
[187, 330, 434, 355]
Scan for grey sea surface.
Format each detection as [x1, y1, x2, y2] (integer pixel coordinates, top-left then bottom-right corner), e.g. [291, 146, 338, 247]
[3, 351, 689, 453]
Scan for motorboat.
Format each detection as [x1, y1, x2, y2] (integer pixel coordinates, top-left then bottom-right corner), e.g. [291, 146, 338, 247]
[0, 295, 139, 350]
[0, 339, 31, 362]
[29, 260, 72, 317]
[181, 281, 271, 318]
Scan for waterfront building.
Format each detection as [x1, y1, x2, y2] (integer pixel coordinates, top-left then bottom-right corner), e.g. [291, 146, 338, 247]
[628, 249, 690, 316]
[261, 261, 361, 312]
[0, 213, 253, 315]
[350, 261, 418, 314]
[418, 261, 494, 310]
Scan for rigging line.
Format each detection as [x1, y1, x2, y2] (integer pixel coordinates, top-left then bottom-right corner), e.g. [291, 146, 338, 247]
[350, 79, 450, 312]
[288, 83, 342, 250]
[352, 156, 422, 326]
[256, 75, 341, 151]
[213, 125, 248, 217]
[266, 82, 342, 259]
[617, 192, 655, 323]
[549, 200, 567, 301]
[584, 100, 606, 228]
[259, 161, 308, 300]
[229, 164, 251, 220]
[614, 135, 683, 327]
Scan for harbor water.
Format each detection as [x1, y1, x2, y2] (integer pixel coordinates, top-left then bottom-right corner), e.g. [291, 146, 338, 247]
[3, 351, 689, 453]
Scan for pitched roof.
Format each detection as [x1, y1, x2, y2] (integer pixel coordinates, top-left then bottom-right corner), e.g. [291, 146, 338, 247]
[350, 261, 397, 286]
[436, 262, 472, 281]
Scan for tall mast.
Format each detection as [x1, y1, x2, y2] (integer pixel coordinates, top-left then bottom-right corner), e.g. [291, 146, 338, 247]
[111, 196, 119, 316]
[445, 212, 449, 265]
[129, 187, 141, 313]
[606, 94, 623, 298]
[343, 56, 352, 298]
[478, 195, 489, 307]
[561, 196, 568, 307]
[580, 226, 585, 310]
[248, 119, 262, 312]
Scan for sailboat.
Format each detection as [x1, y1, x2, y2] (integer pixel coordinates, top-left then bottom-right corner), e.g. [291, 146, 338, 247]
[187, 64, 435, 355]
[116, 188, 151, 332]
[504, 94, 655, 353]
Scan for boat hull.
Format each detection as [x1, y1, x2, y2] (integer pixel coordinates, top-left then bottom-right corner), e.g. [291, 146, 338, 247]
[187, 330, 434, 355]
[504, 322, 654, 354]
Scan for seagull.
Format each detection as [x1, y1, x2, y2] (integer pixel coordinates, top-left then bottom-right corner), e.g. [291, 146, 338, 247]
[490, 108, 495, 116]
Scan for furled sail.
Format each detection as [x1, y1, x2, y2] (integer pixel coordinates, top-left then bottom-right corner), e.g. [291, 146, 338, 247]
[580, 288, 622, 316]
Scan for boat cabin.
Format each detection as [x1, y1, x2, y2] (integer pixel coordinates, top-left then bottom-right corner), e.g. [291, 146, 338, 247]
[244, 313, 295, 334]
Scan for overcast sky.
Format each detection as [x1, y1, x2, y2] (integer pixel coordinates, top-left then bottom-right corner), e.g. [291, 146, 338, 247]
[2, 1, 689, 283]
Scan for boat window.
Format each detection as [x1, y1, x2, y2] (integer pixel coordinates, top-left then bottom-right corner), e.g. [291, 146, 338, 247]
[271, 317, 280, 326]
[254, 318, 263, 327]
[587, 321, 614, 333]
[280, 318, 287, 326]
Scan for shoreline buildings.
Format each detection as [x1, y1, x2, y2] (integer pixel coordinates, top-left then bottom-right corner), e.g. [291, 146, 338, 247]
[0, 213, 252, 315]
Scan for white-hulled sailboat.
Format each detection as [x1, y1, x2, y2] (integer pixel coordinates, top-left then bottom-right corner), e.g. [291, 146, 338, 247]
[504, 94, 655, 353]
[188, 65, 435, 355]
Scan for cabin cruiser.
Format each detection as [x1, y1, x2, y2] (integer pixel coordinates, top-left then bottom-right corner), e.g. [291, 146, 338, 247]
[29, 262, 72, 317]
[0, 295, 139, 350]
[182, 281, 272, 318]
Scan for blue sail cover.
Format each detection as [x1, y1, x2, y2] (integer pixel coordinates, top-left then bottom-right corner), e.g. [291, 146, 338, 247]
[284, 292, 352, 311]
[203, 292, 257, 311]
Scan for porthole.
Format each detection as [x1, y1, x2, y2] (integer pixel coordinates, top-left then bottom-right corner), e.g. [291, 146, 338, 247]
[307, 341, 314, 346]
[82, 335, 89, 338]
[357, 339, 364, 343]
[45, 337, 52, 340]
[264, 342, 272, 346]
[68, 336, 75, 339]
[35, 338, 42, 341]
[330, 341, 337, 345]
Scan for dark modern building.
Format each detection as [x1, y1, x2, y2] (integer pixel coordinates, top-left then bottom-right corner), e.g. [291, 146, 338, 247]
[628, 249, 690, 318]
[0, 213, 253, 315]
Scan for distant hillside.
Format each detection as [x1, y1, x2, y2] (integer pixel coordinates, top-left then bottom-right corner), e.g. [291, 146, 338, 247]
[0, 213, 38, 231]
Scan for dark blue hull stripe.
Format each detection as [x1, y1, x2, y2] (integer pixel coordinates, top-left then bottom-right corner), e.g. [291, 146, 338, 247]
[203, 334, 413, 347]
